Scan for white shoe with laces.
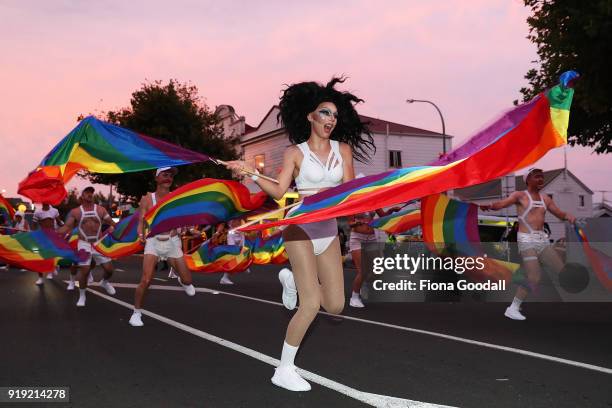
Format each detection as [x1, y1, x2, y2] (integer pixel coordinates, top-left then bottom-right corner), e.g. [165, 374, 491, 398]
[278, 268, 297, 310]
[271, 365, 311, 392]
[349, 295, 365, 308]
[504, 306, 526, 321]
[178, 277, 196, 296]
[35, 277, 44, 286]
[129, 311, 144, 327]
[46, 272, 53, 280]
[100, 280, 116, 295]
[219, 274, 234, 285]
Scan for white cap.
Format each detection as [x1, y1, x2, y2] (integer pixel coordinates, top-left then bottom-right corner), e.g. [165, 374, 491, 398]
[156, 167, 178, 176]
[523, 167, 542, 182]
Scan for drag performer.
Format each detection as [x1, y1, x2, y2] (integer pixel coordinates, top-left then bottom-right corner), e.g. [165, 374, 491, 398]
[480, 168, 576, 320]
[58, 187, 116, 306]
[129, 167, 196, 327]
[224, 77, 374, 391]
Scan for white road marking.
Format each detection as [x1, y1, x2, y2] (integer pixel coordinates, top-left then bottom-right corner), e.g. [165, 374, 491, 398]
[86, 288, 452, 408]
[99, 282, 612, 376]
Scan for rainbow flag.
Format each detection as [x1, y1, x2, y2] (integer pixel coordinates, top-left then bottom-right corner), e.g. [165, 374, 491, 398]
[18, 116, 210, 204]
[574, 226, 612, 291]
[421, 194, 518, 282]
[369, 209, 421, 234]
[67, 228, 79, 250]
[0, 194, 15, 224]
[94, 212, 144, 258]
[145, 179, 268, 237]
[0, 230, 82, 272]
[185, 242, 252, 273]
[245, 230, 288, 264]
[241, 71, 578, 231]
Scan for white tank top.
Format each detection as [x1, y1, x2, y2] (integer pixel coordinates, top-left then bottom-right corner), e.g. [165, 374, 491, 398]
[294, 140, 344, 195]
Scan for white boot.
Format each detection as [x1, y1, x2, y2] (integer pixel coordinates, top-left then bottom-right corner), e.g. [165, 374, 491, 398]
[278, 268, 297, 310]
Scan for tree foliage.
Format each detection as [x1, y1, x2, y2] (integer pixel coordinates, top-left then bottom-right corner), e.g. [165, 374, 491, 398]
[85, 80, 240, 200]
[520, 0, 612, 153]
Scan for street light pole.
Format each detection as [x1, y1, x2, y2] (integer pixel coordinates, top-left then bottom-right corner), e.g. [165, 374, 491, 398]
[406, 99, 446, 154]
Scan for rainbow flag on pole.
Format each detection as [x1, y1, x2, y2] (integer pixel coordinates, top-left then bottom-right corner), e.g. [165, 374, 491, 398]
[369, 209, 421, 234]
[241, 71, 578, 231]
[245, 230, 288, 265]
[185, 242, 252, 273]
[0, 230, 82, 272]
[0, 194, 15, 224]
[94, 212, 144, 258]
[145, 179, 267, 237]
[574, 226, 612, 291]
[18, 116, 210, 204]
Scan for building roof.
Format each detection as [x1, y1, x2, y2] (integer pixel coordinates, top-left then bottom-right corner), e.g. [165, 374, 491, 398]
[593, 201, 612, 217]
[455, 168, 593, 200]
[242, 105, 449, 138]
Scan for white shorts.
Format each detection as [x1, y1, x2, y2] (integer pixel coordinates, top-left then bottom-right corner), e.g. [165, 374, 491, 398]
[517, 231, 550, 256]
[78, 240, 111, 266]
[349, 231, 377, 252]
[144, 235, 183, 260]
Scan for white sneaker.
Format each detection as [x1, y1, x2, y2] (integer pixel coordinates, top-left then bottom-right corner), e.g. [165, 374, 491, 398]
[88, 273, 94, 284]
[129, 312, 144, 327]
[46, 272, 53, 280]
[178, 277, 196, 296]
[219, 274, 234, 285]
[168, 268, 177, 279]
[76, 294, 86, 307]
[278, 268, 297, 310]
[349, 295, 365, 308]
[504, 306, 526, 321]
[100, 280, 116, 295]
[35, 277, 44, 286]
[67, 281, 75, 291]
[271, 365, 311, 392]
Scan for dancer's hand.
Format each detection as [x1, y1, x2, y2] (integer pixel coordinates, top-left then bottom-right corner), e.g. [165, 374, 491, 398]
[565, 213, 576, 224]
[223, 160, 256, 175]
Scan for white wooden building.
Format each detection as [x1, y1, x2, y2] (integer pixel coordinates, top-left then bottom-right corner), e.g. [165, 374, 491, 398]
[455, 169, 594, 240]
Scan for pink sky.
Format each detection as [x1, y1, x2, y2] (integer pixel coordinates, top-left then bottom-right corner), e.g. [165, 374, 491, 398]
[1, 1, 610, 202]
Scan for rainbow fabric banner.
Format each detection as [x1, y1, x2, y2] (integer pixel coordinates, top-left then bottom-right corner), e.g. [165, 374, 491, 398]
[94, 212, 144, 258]
[18, 116, 210, 204]
[145, 179, 268, 237]
[245, 230, 288, 264]
[0, 230, 82, 272]
[67, 228, 79, 250]
[185, 242, 252, 273]
[574, 226, 612, 291]
[369, 209, 421, 234]
[0, 194, 15, 224]
[421, 194, 518, 282]
[241, 71, 578, 231]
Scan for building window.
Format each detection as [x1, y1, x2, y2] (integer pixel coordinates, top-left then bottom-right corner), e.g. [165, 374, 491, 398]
[254, 154, 265, 174]
[389, 150, 402, 168]
[579, 195, 585, 207]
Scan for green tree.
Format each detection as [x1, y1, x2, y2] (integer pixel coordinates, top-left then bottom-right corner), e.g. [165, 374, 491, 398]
[520, 0, 611, 153]
[85, 80, 239, 200]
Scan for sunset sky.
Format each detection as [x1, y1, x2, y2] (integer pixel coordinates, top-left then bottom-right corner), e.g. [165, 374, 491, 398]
[1, 0, 610, 202]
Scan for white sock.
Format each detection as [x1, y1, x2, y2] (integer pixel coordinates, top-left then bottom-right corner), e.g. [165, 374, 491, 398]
[510, 297, 523, 310]
[279, 341, 299, 368]
[351, 291, 360, 298]
[79, 289, 86, 297]
[133, 308, 142, 315]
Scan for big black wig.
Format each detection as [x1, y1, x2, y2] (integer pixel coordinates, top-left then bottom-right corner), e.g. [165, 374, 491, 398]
[277, 77, 375, 163]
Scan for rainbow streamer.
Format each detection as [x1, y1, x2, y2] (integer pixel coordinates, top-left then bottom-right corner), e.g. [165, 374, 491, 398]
[145, 179, 268, 237]
[0, 230, 82, 272]
[94, 212, 144, 258]
[421, 194, 518, 282]
[241, 71, 578, 231]
[185, 242, 252, 273]
[18, 116, 210, 204]
[574, 226, 612, 291]
[245, 230, 288, 264]
[0, 194, 15, 224]
[369, 209, 421, 234]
